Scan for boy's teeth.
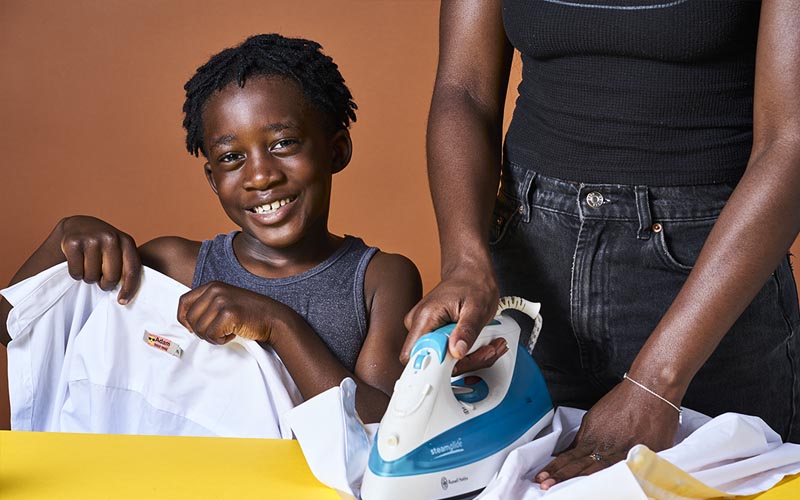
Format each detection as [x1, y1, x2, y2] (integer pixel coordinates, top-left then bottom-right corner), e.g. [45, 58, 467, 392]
[252, 197, 293, 214]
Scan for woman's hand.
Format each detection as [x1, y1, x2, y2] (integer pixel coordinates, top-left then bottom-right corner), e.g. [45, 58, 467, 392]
[177, 281, 292, 345]
[58, 215, 141, 303]
[402, 263, 505, 369]
[535, 380, 679, 489]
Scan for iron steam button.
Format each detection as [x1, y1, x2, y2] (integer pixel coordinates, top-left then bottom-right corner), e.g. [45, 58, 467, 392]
[412, 351, 430, 370]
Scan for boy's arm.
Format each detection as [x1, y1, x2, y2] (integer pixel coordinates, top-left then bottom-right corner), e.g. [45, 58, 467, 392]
[0, 224, 199, 346]
[269, 251, 421, 423]
[1, 216, 141, 346]
[138, 236, 202, 288]
[352, 252, 423, 420]
[175, 251, 422, 423]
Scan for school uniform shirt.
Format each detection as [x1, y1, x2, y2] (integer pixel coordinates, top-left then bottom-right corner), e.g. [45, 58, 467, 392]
[2, 263, 302, 438]
[289, 389, 800, 499]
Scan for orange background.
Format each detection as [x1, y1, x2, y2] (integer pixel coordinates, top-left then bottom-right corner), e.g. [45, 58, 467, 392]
[0, 1, 798, 429]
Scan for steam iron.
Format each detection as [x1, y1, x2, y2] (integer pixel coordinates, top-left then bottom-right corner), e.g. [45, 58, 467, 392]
[361, 297, 554, 500]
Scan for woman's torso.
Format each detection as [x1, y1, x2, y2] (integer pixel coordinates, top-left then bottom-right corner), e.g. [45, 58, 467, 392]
[502, 0, 761, 185]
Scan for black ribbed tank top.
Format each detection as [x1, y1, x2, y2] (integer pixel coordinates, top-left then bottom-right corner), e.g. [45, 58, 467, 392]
[191, 232, 378, 372]
[502, 0, 761, 185]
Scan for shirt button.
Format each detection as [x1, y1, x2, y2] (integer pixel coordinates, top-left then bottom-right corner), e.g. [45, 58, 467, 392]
[586, 191, 604, 208]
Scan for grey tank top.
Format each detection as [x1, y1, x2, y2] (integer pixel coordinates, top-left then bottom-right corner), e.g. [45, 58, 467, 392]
[191, 232, 378, 372]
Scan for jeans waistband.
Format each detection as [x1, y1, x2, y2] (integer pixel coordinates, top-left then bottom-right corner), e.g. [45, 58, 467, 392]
[502, 161, 735, 224]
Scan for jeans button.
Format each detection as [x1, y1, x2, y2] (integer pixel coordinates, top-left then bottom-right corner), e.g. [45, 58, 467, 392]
[586, 191, 604, 208]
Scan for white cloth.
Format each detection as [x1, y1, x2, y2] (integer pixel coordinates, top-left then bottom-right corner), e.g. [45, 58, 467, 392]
[285, 378, 378, 500]
[479, 407, 800, 500]
[2, 263, 302, 438]
[289, 384, 800, 499]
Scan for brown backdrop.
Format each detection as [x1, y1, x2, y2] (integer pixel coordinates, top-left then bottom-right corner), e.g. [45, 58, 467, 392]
[1, 1, 798, 429]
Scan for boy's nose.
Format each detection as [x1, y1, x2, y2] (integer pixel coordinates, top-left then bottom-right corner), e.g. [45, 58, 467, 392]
[243, 154, 284, 190]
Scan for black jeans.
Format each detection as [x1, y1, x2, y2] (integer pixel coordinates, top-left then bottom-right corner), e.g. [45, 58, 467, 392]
[490, 162, 800, 442]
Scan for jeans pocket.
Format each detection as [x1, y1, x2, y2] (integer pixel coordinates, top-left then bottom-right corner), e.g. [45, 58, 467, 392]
[652, 217, 718, 273]
[489, 189, 522, 248]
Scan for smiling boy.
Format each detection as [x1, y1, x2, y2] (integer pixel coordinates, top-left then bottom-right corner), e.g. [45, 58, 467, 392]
[0, 34, 421, 423]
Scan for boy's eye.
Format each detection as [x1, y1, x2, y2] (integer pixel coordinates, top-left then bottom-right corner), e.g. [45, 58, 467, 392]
[271, 139, 298, 152]
[218, 152, 244, 163]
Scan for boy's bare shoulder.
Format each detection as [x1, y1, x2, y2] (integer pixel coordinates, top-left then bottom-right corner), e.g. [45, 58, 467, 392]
[364, 250, 422, 308]
[138, 236, 202, 287]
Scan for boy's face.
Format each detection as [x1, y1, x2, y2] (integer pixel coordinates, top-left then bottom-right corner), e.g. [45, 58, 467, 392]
[201, 76, 350, 250]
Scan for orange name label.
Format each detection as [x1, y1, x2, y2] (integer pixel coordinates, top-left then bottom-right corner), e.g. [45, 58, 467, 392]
[143, 331, 183, 358]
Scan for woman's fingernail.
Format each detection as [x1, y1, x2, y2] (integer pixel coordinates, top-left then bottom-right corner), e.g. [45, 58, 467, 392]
[541, 478, 556, 490]
[535, 471, 549, 482]
[455, 339, 469, 358]
[479, 347, 496, 362]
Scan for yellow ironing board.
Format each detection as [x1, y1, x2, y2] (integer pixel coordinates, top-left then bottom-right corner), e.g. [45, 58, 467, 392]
[0, 430, 797, 499]
[0, 431, 339, 499]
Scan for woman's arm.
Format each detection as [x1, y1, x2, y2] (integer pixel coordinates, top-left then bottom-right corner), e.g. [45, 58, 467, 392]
[538, 0, 800, 487]
[403, 0, 514, 362]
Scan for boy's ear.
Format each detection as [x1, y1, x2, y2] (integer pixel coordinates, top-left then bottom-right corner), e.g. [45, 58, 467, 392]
[330, 129, 352, 174]
[204, 162, 219, 194]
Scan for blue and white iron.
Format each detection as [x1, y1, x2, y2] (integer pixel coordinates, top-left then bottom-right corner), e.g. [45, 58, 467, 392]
[361, 297, 554, 500]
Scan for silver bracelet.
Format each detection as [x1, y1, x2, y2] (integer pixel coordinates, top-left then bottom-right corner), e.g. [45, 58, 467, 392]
[623, 372, 683, 424]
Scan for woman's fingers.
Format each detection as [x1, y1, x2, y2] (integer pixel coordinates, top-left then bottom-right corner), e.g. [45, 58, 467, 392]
[402, 275, 498, 364]
[452, 337, 508, 376]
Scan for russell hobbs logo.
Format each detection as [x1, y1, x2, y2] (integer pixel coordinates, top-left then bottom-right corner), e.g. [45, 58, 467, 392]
[440, 475, 469, 490]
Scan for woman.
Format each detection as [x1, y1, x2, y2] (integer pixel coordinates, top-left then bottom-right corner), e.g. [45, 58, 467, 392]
[403, 0, 800, 489]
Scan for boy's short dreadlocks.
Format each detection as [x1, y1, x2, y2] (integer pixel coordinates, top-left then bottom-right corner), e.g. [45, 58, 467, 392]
[183, 33, 357, 157]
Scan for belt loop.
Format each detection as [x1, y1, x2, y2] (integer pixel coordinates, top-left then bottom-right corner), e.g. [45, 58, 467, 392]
[520, 169, 535, 223]
[635, 186, 652, 240]
[503, 161, 534, 223]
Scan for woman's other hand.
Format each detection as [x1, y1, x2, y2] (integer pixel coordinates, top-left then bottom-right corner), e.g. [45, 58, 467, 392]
[535, 380, 679, 489]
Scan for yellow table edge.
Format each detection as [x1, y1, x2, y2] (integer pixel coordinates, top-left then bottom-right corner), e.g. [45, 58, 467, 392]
[0, 430, 341, 499]
[0, 430, 797, 499]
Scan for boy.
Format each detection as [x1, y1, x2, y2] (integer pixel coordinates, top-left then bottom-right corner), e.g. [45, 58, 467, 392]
[0, 34, 421, 424]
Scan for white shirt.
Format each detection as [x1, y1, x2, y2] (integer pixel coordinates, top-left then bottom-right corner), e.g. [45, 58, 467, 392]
[289, 386, 800, 498]
[3, 263, 302, 438]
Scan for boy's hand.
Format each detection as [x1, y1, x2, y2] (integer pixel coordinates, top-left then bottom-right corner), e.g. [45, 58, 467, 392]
[59, 216, 141, 304]
[177, 281, 286, 345]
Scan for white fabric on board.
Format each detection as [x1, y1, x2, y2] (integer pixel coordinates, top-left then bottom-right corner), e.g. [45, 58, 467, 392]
[290, 383, 800, 499]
